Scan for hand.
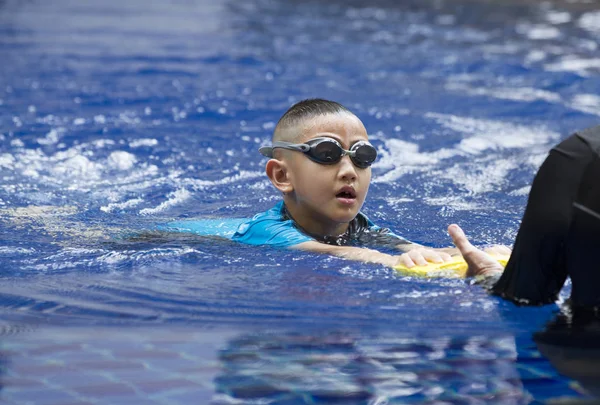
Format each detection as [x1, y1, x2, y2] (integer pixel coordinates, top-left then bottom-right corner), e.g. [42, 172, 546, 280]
[448, 224, 505, 277]
[395, 247, 452, 268]
[483, 244, 512, 256]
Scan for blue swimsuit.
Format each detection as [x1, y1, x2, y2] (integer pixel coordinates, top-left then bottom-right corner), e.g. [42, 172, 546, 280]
[162, 201, 410, 248]
[231, 201, 409, 248]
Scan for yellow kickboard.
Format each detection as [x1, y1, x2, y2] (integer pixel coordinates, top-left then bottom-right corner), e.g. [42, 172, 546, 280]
[393, 255, 510, 278]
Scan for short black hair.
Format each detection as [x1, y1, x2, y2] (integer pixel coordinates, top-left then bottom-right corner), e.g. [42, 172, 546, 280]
[276, 98, 353, 130]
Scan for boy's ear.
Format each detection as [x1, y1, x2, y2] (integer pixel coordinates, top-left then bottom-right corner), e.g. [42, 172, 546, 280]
[265, 159, 293, 194]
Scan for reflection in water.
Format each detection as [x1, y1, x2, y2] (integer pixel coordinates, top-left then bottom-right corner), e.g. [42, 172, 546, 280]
[535, 308, 600, 399]
[215, 331, 532, 404]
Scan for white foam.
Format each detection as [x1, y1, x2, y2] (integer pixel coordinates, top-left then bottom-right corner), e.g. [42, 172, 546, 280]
[527, 152, 547, 169]
[578, 10, 600, 34]
[0, 247, 36, 255]
[0, 153, 15, 169]
[183, 170, 263, 190]
[107, 151, 137, 171]
[100, 198, 144, 213]
[569, 94, 600, 116]
[373, 139, 459, 183]
[524, 50, 547, 64]
[51, 155, 102, 180]
[37, 128, 62, 145]
[92, 139, 115, 148]
[3, 205, 78, 219]
[425, 113, 560, 154]
[517, 23, 561, 40]
[139, 188, 191, 215]
[97, 251, 129, 264]
[129, 138, 158, 148]
[22, 168, 40, 178]
[445, 82, 561, 103]
[10, 139, 24, 148]
[545, 57, 600, 76]
[385, 197, 414, 207]
[436, 159, 517, 194]
[545, 10, 571, 24]
[509, 186, 531, 196]
[131, 247, 200, 260]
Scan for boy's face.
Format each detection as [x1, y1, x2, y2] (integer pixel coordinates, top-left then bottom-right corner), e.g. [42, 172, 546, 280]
[283, 112, 372, 234]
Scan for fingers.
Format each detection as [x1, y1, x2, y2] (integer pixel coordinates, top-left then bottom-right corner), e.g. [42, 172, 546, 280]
[402, 251, 427, 266]
[397, 249, 453, 268]
[447, 224, 476, 257]
[439, 251, 452, 261]
[487, 244, 512, 255]
[447, 223, 504, 277]
[419, 249, 449, 264]
[397, 253, 416, 268]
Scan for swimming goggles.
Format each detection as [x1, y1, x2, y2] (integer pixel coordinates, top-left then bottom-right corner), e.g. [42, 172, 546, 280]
[259, 137, 377, 168]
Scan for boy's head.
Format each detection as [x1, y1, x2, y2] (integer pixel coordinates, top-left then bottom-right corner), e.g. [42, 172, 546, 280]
[261, 99, 375, 237]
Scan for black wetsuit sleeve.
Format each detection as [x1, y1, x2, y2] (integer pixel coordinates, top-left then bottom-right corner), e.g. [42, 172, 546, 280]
[492, 125, 600, 306]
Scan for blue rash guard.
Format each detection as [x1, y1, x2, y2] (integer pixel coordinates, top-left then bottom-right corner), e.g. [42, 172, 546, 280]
[231, 201, 410, 248]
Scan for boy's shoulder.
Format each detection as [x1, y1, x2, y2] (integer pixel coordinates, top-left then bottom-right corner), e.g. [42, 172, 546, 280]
[232, 201, 314, 248]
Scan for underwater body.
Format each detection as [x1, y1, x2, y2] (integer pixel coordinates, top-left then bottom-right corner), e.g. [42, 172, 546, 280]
[1, 0, 600, 403]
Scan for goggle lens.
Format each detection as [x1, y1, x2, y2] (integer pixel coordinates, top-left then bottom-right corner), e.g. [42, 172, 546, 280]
[311, 140, 343, 164]
[353, 143, 377, 168]
[306, 139, 376, 168]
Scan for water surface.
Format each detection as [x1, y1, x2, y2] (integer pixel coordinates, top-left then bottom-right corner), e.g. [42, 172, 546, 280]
[1, 0, 600, 403]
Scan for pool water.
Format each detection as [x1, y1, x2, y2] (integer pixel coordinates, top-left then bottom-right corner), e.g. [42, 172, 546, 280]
[1, 0, 600, 403]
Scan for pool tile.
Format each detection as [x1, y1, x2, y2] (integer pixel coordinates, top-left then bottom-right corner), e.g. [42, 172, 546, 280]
[134, 378, 204, 394]
[113, 349, 182, 360]
[53, 351, 113, 364]
[1, 375, 47, 389]
[162, 388, 214, 404]
[105, 368, 172, 383]
[25, 343, 85, 357]
[9, 363, 72, 377]
[45, 370, 113, 388]
[142, 356, 198, 372]
[3, 387, 80, 404]
[72, 360, 146, 371]
[71, 382, 137, 397]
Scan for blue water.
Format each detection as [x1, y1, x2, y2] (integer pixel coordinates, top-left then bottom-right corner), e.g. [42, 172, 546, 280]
[1, 0, 600, 403]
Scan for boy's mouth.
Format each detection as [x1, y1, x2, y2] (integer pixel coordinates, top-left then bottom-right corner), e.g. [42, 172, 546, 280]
[336, 186, 357, 200]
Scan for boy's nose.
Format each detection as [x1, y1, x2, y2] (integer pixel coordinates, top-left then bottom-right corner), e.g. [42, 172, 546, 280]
[338, 155, 357, 180]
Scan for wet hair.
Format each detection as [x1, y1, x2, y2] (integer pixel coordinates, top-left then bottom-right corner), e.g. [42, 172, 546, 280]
[273, 98, 355, 142]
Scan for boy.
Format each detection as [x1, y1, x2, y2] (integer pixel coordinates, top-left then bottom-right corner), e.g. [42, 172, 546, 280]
[232, 99, 508, 276]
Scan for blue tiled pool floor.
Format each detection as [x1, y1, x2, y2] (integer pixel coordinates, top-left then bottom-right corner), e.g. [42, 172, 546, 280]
[1, 327, 235, 405]
[0, 327, 586, 404]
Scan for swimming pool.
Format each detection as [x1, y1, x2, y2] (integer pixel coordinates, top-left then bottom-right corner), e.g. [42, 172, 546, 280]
[1, 0, 600, 403]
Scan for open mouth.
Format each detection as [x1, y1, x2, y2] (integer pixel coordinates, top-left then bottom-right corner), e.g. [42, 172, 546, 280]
[336, 187, 356, 199]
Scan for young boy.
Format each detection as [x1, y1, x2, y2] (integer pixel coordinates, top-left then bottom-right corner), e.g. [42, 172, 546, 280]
[232, 98, 508, 276]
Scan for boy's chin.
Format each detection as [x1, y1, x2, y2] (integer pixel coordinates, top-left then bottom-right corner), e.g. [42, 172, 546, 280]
[330, 209, 360, 224]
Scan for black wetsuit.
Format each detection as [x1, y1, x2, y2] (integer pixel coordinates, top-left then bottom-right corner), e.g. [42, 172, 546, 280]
[493, 125, 600, 308]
